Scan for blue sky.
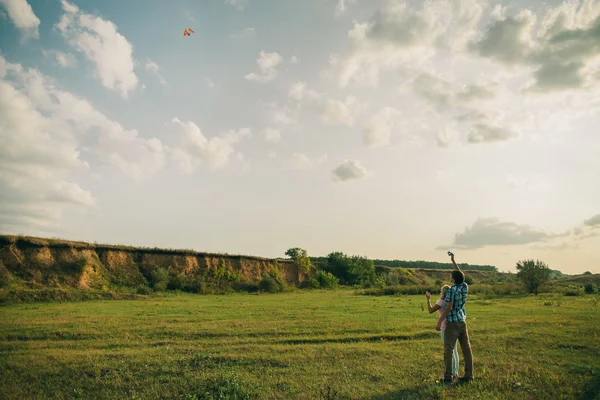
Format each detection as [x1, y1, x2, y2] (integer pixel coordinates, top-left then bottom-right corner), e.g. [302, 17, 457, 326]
[1, 0, 600, 273]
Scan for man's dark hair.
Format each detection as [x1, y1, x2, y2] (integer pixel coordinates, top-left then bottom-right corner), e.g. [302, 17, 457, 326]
[452, 270, 465, 285]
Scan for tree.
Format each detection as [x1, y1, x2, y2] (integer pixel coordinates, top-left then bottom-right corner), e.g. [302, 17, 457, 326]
[285, 247, 312, 274]
[516, 259, 551, 295]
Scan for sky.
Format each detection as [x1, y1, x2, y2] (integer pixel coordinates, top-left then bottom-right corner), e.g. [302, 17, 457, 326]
[0, 0, 599, 274]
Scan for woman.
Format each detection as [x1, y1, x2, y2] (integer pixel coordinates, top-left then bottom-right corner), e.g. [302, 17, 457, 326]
[426, 285, 459, 379]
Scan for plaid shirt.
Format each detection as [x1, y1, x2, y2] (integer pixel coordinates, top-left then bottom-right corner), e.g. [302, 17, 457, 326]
[444, 282, 468, 323]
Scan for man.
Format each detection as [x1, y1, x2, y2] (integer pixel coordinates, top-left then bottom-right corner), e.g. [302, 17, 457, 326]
[436, 252, 474, 384]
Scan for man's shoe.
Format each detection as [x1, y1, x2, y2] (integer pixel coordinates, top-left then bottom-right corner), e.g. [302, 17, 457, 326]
[457, 376, 474, 384]
[438, 377, 453, 384]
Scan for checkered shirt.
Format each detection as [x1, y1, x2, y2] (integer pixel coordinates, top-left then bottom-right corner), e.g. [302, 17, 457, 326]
[444, 282, 468, 323]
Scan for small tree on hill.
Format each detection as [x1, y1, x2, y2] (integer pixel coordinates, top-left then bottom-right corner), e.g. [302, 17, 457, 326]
[516, 259, 551, 295]
[285, 247, 313, 274]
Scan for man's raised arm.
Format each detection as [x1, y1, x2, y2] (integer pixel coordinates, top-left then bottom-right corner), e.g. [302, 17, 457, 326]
[450, 253, 461, 271]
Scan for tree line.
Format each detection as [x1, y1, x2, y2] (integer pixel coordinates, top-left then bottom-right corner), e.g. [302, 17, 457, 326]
[309, 256, 498, 272]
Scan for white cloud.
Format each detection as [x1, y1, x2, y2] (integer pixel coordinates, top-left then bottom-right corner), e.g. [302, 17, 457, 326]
[169, 119, 249, 172]
[263, 127, 281, 143]
[42, 49, 77, 68]
[334, 0, 355, 17]
[204, 77, 215, 88]
[56, 0, 138, 97]
[290, 55, 299, 64]
[584, 214, 600, 227]
[291, 153, 314, 170]
[224, 0, 248, 11]
[362, 106, 401, 147]
[467, 123, 519, 144]
[0, 0, 40, 40]
[321, 97, 356, 127]
[331, 0, 486, 88]
[230, 27, 255, 39]
[245, 51, 283, 83]
[331, 160, 369, 182]
[288, 81, 320, 101]
[144, 60, 167, 86]
[442, 217, 570, 249]
[436, 127, 460, 148]
[470, 1, 600, 92]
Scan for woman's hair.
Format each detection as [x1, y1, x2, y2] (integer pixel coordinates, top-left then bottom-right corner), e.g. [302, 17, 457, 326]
[440, 284, 451, 299]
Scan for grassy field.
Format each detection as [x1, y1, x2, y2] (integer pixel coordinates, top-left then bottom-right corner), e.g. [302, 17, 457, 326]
[1, 290, 599, 400]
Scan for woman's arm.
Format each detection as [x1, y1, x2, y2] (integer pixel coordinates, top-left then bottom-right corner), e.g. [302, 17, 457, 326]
[425, 291, 441, 313]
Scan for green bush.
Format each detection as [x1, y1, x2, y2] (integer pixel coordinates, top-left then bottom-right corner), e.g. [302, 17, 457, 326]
[258, 274, 284, 293]
[434, 279, 443, 286]
[465, 276, 474, 285]
[306, 278, 320, 289]
[168, 275, 186, 291]
[136, 285, 152, 295]
[150, 268, 169, 292]
[315, 271, 339, 289]
[584, 283, 595, 294]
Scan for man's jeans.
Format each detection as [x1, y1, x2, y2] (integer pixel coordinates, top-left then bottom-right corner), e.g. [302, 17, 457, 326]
[444, 321, 473, 379]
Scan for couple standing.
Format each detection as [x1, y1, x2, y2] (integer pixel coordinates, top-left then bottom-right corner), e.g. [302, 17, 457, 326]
[425, 252, 474, 384]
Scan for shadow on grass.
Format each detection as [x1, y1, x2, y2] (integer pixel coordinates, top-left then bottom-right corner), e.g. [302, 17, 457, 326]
[364, 383, 444, 400]
[278, 331, 438, 345]
[581, 371, 600, 400]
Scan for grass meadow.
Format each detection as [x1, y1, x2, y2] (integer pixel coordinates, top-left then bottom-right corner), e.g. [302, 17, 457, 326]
[1, 290, 599, 400]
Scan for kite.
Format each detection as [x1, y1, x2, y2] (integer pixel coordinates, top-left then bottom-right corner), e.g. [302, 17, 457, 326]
[183, 28, 194, 37]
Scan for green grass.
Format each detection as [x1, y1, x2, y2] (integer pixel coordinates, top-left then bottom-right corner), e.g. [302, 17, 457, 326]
[1, 290, 599, 399]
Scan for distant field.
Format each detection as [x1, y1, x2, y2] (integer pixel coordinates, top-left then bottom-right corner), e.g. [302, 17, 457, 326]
[1, 290, 599, 399]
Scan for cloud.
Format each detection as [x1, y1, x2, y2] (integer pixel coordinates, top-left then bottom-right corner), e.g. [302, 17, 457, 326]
[362, 106, 402, 147]
[204, 77, 215, 88]
[331, 160, 369, 182]
[334, 0, 355, 17]
[230, 27, 255, 39]
[291, 153, 314, 170]
[470, 1, 600, 91]
[56, 0, 138, 97]
[584, 214, 600, 227]
[331, 0, 486, 88]
[42, 49, 77, 68]
[467, 123, 519, 144]
[224, 0, 248, 11]
[321, 97, 356, 127]
[169, 119, 249, 172]
[288, 81, 320, 101]
[244, 51, 282, 82]
[412, 72, 498, 112]
[436, 127, 460, 148]
[331, 1, 600, 93]
[0, 0, 40, 40]
[263, 127, 281, 143]
[441, 217, 570, 250]
[144, 60, 167, 86]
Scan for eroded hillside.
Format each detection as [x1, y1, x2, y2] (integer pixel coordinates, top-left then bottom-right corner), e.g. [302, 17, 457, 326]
[0, 235, 308, 292]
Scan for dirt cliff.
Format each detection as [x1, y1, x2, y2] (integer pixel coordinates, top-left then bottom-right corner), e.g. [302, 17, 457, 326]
[0, 235, 308, 291]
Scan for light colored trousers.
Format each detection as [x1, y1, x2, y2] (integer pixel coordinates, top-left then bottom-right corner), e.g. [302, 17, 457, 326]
[441, 330, 459, 377]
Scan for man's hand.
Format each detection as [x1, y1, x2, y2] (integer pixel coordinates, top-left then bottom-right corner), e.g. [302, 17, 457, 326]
[425, 291, 431, 300]
[435, 321, 442, 331]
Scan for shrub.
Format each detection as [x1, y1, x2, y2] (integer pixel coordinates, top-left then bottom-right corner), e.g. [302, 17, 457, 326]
[316, 271, 339, 289]
[168, 275, 186, 291]
[136, 285, 152, 295]
[465, 276, 474, 285]
[150, 268, 169, 292]
[434, 279, 443, 286]
[584, 283, 595, 294]
[564, 290, 580, 297]
[307, 278, 320, 289]
[259, 274, 284, 293]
